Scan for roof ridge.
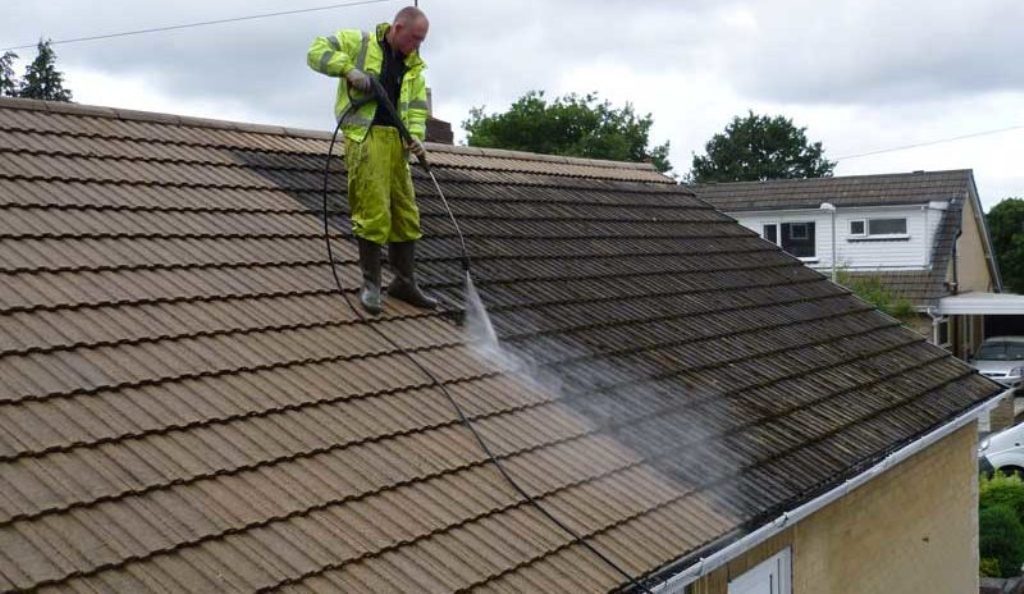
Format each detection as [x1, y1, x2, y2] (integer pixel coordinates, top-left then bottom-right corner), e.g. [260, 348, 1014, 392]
[692, 168, 974, 188]
[0, 96, 661, 173]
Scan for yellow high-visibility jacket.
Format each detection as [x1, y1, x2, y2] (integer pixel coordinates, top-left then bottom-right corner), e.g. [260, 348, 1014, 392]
[307, 22, 428, 142]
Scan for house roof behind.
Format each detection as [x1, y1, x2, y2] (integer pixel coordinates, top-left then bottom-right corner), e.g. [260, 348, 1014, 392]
[695, 169, 974, 212]
[0, 97, 1000, 593]
[695, 170, 975, 308]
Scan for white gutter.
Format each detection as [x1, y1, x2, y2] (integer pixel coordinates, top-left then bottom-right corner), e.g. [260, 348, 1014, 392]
[650, 387, 1012, 593]
[726, 203, 923, 218]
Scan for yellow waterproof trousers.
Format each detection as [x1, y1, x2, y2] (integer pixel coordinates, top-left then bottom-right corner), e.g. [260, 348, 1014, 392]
[344, 126, 422, 245]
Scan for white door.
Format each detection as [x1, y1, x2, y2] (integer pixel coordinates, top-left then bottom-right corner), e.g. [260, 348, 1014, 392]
[728, 548, 791, 594]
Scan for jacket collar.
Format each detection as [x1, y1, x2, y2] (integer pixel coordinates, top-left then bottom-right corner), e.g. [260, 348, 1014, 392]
[375, 22, 425, 70]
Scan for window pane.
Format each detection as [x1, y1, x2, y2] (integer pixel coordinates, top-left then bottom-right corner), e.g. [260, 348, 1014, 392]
[868, 218, 906, 235]
[781, 222, 815, 257]
[850, 220, 865, 234]
[763, 224, 778, 243]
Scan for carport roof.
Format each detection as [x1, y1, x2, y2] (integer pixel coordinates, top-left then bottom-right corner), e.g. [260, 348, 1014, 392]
[938, 292, 1024, 315]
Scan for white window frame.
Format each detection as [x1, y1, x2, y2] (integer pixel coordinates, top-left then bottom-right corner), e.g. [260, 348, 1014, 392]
[934, 316, 951, 350]
[848, 217, 910, 240]
[780, 221, 816, 261]
[728, 548, 792, 594]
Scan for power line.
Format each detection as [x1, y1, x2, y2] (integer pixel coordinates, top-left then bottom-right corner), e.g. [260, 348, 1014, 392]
[2, 0, 396, 52]
[835, 124, 1024, 161]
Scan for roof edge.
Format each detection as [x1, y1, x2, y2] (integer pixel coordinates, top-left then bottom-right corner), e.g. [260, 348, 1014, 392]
[642, 384, 1009, 593]
[0, 96, 660, 173]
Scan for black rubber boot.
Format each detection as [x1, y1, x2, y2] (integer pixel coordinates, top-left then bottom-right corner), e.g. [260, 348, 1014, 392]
[356, 238, 382, 315]
[387, 241, 438, 310]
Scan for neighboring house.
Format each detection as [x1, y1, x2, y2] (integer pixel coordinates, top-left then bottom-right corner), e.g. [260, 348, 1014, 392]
[0, 97, 1005, 594]
[696, 170, 1008, 361]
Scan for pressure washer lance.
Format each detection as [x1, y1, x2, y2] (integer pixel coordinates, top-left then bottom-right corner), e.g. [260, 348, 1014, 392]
[318, 78, 651, 593]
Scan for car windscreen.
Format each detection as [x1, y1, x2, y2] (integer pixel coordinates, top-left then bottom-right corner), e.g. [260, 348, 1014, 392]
[976, 342, 1024, 361]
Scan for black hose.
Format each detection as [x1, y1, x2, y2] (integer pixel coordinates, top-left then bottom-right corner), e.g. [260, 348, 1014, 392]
[320, 84, 648, 593]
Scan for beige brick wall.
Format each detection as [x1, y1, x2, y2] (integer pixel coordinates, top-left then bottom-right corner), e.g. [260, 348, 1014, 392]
[956, 195, 995, 294]
[688, 423, 978, 594]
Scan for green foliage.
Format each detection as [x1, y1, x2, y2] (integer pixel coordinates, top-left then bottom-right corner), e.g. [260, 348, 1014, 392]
[1, 51, 18, 97]
[462, 90, 672, 173]
[981, 557, 1002, 578]
[689, 111, 835, 183]
[986, 198, 1024, 294]
[835, 269, 916, 322]
[980, 471, 1024, 522]
[979, 473, 1024, 578]
[17, 39, 72, 102]
[979, 504, 1024, 578]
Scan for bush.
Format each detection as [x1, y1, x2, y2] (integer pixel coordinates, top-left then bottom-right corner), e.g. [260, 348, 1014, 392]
[981, 557, 1002, 578]
[979, 504, 1024, 577]
[980, 471, 1024, 523]
[835, 270, 916, 322]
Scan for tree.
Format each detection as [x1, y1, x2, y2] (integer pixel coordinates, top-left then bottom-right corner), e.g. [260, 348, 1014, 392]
[18, 39, 73, 102]
[987, 198, 1024, 294]
[0, 51, 17, 97]
[463, 90, 672, 173]
[689, 111, 835, 183]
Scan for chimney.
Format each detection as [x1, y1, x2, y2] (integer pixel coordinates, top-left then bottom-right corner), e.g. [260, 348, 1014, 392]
[424, 87, 454, 145]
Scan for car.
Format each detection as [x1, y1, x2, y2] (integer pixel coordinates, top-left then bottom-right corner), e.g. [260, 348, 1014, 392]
[980, 420, 1024, 477]
[969, 336, 1024, 390]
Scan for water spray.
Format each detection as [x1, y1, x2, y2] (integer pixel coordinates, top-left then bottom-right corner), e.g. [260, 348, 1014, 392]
[320, 75, 649, 592]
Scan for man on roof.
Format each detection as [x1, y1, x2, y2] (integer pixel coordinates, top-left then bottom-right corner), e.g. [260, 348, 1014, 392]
[307, 6, 436, 315]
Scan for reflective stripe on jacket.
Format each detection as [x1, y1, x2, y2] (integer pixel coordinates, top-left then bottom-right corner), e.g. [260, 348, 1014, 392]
[307, 22, 428, 142]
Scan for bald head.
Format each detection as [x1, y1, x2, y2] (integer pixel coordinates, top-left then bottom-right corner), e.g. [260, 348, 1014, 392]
[388, 6, 429, 55]
[394, 6, 426, 26]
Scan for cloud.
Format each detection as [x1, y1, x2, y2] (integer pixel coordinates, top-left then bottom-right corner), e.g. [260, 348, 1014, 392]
[724, 0, 1024, 104]
[1, 0, 396, 128]
[66, 66, 268, 123]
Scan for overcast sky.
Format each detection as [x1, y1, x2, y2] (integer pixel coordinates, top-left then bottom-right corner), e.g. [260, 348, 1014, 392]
[4, 0, 1022, 210]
